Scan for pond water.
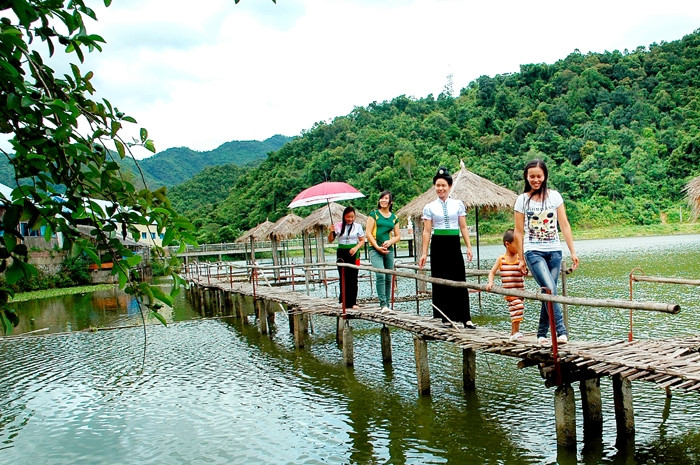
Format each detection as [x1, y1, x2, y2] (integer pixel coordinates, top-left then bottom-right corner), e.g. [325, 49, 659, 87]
[1, 234, 699, 464]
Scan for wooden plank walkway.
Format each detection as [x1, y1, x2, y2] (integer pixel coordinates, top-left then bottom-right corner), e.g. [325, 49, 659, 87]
[193, 276, 700, 394]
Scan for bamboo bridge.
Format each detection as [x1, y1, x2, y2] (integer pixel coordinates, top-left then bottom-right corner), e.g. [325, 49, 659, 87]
[182, 261, 699, 448]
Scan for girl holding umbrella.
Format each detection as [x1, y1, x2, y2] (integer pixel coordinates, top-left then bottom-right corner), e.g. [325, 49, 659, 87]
[328, 206, 365, 309]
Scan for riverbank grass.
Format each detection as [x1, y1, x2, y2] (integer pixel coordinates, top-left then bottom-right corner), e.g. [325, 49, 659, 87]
[10, 284, 116, 303]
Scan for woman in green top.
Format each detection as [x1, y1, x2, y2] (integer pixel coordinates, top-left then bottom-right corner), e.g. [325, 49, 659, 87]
[366, 190, 401, 313]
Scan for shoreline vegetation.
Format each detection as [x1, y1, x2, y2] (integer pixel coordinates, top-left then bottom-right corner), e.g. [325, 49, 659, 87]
[10, 284, 116, 303]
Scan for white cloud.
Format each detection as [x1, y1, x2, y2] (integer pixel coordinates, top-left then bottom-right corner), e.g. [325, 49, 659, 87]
[7, 0, 700, 155]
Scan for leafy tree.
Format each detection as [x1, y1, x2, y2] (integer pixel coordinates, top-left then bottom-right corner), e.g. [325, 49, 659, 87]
[0, 0, 198, 333]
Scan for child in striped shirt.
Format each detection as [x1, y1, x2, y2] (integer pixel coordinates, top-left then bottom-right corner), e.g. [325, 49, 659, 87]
[486, 229, 525, 341]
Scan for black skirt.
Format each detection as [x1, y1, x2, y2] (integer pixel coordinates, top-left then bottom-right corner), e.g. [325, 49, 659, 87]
[336, 247, 359, 307]
[430, 234, 471, 323]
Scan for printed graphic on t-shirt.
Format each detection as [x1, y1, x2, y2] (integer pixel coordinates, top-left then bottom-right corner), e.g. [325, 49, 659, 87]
[526, 208, 557, 243]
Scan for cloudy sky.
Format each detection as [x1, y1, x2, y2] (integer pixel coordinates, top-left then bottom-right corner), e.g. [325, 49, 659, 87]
[78, 0, 700, 155]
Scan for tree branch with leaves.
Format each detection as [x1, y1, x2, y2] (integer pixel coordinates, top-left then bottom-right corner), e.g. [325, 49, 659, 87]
[0, 0, 197, 334]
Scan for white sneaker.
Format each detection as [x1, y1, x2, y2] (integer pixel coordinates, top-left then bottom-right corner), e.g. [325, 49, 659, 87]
[557, 334, 569, 344]
[380, 306, 392, 313]
[509, 332, 523, 341]
[538, 337, 549, 345]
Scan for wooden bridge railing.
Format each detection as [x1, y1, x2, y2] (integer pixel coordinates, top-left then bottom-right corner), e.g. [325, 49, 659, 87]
[184, 260, 681, 315]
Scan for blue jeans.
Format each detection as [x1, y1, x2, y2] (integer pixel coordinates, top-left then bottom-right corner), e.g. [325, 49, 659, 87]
[524, 250, 567, 338]
[369, 248, 394, 308]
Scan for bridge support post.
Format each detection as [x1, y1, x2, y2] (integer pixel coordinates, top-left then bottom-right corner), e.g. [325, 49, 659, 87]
[336, 317, 344, 346]
[613, 375, 635, 440]
[380, 325, 392, 364]
[235, 294, 248, 324]
[462, 348, 476, 391]
[216, 290, 223, 315]
[413, 335, 430, 395]
[293, 311, 307, 348]
[580, 378, 603, 438]
[203, 289, 212, 317]
[554, 383, 577, 448]
[266, 301, 276, 331]
[342, 321, 354, 367]
[256, 299, 268, 334]
[224, 291, 234, 316]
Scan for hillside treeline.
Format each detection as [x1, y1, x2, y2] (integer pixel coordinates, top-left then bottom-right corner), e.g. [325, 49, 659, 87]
[170, 30, 700, 243]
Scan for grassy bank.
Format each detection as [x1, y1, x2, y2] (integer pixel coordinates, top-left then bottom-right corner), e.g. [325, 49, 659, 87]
[10, 284, 116, 303]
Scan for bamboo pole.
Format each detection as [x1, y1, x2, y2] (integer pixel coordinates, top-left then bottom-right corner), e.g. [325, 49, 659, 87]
[631, 275, 700, 286]
[341, 262, 681, 314]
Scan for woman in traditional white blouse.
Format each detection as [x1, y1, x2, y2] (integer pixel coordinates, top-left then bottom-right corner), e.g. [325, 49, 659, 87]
[418, 167, 475, 329]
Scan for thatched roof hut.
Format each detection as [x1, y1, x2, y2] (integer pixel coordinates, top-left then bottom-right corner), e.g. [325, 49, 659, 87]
[236, 220, 274, 243]
[685, 175, 700, 219]
[268, 213, 303, 240]
[397, 161, 518, 219]
[296, 202, 368, 232]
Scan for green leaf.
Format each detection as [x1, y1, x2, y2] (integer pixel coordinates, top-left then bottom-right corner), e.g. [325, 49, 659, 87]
[150, 285, 174, 307]
[151, 310, 167, 326]
[114, 139, 125, 158]
[5, 260, 24, 285]
[125, 255, 142, 267]
[82, 247, 101, 265]
[1, 312, 12, 335]
[144, 140, 156, 153]
[161, 228, 175, 247]
[139, 128, 148, 142]
[117, 268, 128, 289]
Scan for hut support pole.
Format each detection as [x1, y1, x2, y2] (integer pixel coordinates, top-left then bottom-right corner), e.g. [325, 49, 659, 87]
[271, 239, 280, 281]
[580, 378, 603, 438]
[315, 227, 326, 281]
[413, 219, 427, 293]
[342, 321, 354, 367]
[302, 231, 312, 287]
[380, 325, 392, 364]
[613, 375, 635, 440]
[554, 383, 577, 448]
[463, 348, 476, 391]
[475, 207, 482, 311]
[413, 335, 430, 396]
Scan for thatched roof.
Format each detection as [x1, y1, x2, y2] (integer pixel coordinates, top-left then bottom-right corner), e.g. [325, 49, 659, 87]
[685, 175, 700, 218]
[236, 220, 274, 243]
[296, 202, 368, 232]
[268, 213, 303, 240]
[397, 161, 518, 218]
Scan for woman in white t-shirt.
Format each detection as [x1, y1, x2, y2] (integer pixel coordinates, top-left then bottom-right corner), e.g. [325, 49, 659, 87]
[514, 159, 579, 345]
[328, 206, 365, 309]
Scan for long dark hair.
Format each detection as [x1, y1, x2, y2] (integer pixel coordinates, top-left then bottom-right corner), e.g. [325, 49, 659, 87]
[377, 190, 393, 212]
[523, 159, 549, 206]
[339, 206, 356, 238]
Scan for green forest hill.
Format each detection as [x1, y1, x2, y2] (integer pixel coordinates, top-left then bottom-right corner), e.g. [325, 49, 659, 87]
[0, 135, 291, 189]
[170, 29, 700, 244]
